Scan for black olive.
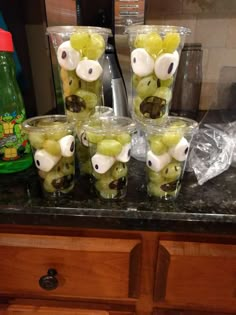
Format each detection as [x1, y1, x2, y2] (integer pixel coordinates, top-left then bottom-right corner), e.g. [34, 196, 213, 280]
[65, 95, 86, 113]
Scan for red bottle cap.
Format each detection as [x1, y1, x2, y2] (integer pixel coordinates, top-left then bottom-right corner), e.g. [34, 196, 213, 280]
[0, 29, 14, 52]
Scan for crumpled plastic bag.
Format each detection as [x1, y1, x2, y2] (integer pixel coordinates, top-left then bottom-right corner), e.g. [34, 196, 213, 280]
[187, 123, 235, 185]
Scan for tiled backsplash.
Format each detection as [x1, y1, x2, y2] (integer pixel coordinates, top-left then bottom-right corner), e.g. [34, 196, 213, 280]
[146, 0, 236, 110]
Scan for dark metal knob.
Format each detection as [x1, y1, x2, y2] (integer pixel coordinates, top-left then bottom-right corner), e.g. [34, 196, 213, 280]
[39, 268, 58, 291]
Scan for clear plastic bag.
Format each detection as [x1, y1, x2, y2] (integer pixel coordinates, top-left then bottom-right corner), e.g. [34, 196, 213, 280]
[187, 123, 235, 185]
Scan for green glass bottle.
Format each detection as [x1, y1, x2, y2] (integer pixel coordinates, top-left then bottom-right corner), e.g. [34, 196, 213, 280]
[0, 29, 33, 173]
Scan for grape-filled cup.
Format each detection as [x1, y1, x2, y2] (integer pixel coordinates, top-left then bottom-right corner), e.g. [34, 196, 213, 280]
[143, 116, 198, 200]
[22, 115, 75, 197]
[125, 25, 191, 122]
[47, 26, 111, 122]
[83, 116, 136, 199]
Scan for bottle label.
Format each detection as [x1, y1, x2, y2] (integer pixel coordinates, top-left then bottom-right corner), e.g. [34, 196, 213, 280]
[0, 109, 31, 161]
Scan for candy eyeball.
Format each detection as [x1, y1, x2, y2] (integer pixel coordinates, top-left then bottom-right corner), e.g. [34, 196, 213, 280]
[76, 59, 103, 82]
[154, 50, 179, 80]
[58, 135, 75, 157]
[91, 153, 115, 174]
[116, 143, 131, 163]
[34, 149, 61, 172]
[57, 41, 81, 71]
[146, 150, 171, 172]
[131, 48, 154, 77]
[168, 137, 189, 161]
[79, 130, 89, 147]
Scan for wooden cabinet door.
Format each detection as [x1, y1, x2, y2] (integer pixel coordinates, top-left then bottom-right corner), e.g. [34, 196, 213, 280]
[154, 310, 231, 315]
[0, 304, 134, 315]
[154, 241, 236, 313]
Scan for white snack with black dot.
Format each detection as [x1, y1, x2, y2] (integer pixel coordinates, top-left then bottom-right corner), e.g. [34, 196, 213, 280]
[79, 130, 89, 147]
[154, 50, 179, 80]
[57, 41, 81, 71]
[58, 135, 75, 157]
[34, 149, 61, 172]
[168, 137, 189, 161]
[91, 153, 115, 174]
[116, 143, 131, 163]
[131, 48, 154, 77]
[76, 59, 103, 82]
[146, 150, 171, 172]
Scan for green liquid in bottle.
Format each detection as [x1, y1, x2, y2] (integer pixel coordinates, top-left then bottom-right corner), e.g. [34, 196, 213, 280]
[0, 30, 33, 173]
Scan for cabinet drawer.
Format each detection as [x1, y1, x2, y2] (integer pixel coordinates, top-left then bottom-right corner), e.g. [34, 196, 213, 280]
[0, 233, 141, 300]
[154, 241, 236, 312]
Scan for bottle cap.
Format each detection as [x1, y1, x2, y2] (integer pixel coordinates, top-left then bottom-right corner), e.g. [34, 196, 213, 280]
[0, 29, 14, 52]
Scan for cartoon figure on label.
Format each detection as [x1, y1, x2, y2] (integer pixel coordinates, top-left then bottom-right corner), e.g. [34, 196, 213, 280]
[0, 109, 30, 161]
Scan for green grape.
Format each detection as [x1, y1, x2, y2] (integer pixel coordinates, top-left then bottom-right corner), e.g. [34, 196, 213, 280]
[97, 139, 122, 156]
[84, 33, 105, 60]
[86, 131, 104, 144]
[161, 131, 182, 147]
[28, 132, 46, 149]
[154, 87, 172, 103]
[43, 139, 61, 156]
[161, 162, 182, 180]
[159, 77, 174, 88]
[136, 75, 158, 99]
[147, 182, 166, 198]
[66, 109, 90, 122]
[133, 96, 143, 119]
[134, 33, 148, 48]
[92, 168, 111, 180]
[60, 69, 79, 96]
[144, 32, 163, 58]
[95, 176, 113, 191]
[169, 121, 187, 129]
[43, 170, 65, 192]
[147, 168, 165, 183]
[46, 129, 68, 141]
[116, 133, 131, 145]
[163, 32, 181, 53]
[99, 188, 118, 199]
[111, 162, 127, 179]
[149, 136, 167, 155]
[70, 32, 90, 51]
[80, 79, 102, 95]
[59, 158, 75, 176]
[76, 89, 98, 109]
[132, 74, 141, 88]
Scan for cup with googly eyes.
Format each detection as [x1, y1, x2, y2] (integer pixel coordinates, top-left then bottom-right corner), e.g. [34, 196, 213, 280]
[125, 25, 191, 122]
[143, 116, 198, 200]
[22, 115, 76, 197]
[83, 116, 136, 199]
[47, 26, 112, 122]
[75, 106, 114, 178]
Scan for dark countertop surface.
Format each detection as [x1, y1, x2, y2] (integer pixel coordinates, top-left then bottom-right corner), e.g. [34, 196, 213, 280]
[0, 158, 236, 235]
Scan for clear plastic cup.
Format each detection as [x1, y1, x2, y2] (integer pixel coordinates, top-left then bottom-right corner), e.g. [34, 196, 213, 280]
[75, 106, 114, 177]
[84, 116, 136, 199]
[47, 26, 112, 121]
[22, 115, 75, 197]
[144, 116, 198, 200]
[125, 25, 191, 122]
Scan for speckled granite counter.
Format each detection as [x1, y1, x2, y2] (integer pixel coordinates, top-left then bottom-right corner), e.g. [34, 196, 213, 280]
[0, 159, 235, 234]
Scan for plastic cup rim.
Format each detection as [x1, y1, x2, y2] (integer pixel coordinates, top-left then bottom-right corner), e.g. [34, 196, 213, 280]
[125, 24, 191, 36]
[22, 114, 75, 133]
[46, 25, 112, 37]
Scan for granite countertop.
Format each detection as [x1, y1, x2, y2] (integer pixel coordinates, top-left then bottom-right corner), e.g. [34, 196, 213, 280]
[0, 158, 236, 234]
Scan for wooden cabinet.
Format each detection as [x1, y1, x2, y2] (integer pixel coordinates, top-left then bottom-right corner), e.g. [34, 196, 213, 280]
[154, 240, 236, 313]
[0, 228, 236, 315]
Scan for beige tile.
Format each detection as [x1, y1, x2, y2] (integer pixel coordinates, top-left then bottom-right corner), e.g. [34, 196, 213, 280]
[146, 0, 183, 20]
[195, 18, 228, 48]
[205, 48, 236, 82]
[226, 18, 236, 48]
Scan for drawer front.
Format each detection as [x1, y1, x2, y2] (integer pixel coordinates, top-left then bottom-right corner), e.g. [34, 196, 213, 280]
[0, 233, 141, 300]
[154, 241, 236, 312]
[154, 310, 231, 315]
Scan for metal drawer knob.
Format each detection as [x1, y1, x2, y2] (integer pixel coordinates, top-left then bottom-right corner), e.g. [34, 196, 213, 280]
[39, 268, 58, 290]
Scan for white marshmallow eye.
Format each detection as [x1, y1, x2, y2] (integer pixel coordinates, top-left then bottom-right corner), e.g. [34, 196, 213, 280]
[80, 131, 89, 147]
[168, 137, 189, 162]
[154, 50, 179, 80]
[58, 135, 75, 157]
[116, 143, 131, 163]
[131, 48, 154, 77]
[91, 153, 115, 174]
[34, 149, 60, 172]
[57, 41, 81, 71]
[76, 60, 103, 82]
[146, 150, 171, 172]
